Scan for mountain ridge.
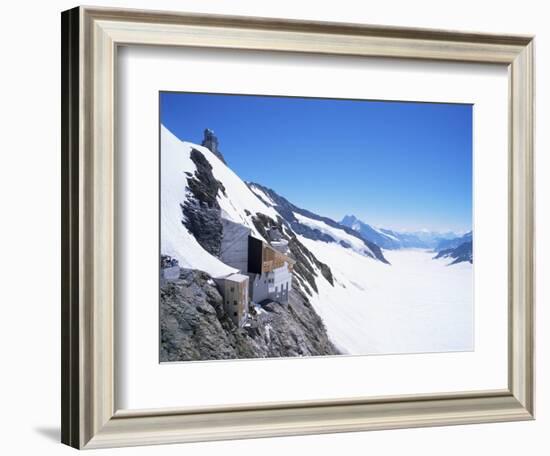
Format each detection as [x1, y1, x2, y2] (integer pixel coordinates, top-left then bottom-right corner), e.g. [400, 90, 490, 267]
[248, 183, 389, 264]
[340, 214, 469, 251]
[433, 241, 473, 265]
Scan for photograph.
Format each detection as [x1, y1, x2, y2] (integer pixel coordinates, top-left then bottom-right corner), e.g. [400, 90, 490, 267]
[159, 92, 474, 362]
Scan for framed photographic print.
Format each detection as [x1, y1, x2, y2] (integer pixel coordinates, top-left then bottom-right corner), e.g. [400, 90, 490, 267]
[61, 6, 535, 449]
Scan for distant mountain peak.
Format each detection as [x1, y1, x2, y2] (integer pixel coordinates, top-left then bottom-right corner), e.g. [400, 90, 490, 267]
[340, 214, 470, 252]
[341, 214, 359, 225]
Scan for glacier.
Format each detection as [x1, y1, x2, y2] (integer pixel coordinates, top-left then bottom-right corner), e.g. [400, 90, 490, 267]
[299, 241, 473, 354]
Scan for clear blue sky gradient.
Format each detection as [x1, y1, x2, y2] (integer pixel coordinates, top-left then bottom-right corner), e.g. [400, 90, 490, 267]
[160, 92, 472, 232]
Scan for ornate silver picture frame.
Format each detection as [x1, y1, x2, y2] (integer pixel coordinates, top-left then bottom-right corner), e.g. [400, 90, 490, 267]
[61, 6, 534, 449]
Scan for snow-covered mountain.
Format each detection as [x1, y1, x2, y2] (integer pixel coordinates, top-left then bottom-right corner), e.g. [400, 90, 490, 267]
[433, 241, 473, 265]
[434, 231, 473, 252]
[340, 214, 465, 250]
[433, 231, 473, 265]
[340, 215, 402, 249]
[161, 126, 473, 357]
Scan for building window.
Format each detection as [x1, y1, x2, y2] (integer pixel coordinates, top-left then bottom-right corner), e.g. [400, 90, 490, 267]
[233, 312, 238, 317]
[234, 300, 237, 306]
[230, 287, 234, 292]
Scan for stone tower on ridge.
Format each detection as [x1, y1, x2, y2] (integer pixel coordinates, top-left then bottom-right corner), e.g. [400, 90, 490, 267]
[201, 128, 226, 164]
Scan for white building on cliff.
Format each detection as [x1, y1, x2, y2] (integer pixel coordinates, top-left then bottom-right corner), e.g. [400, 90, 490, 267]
[217, 217, 294, 308]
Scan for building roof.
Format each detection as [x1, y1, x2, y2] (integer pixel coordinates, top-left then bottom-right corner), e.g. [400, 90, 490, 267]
[226, 273, 249, 283]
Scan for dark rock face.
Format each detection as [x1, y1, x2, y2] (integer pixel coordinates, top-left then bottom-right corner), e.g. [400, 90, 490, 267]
[160, 268, 339, 361]
[181, 149, 225, 256]
[188, 148, 225, 206]
[181, 199, 223, 257]
[433, 241, 473, 265]
[249, 183, 389, 264]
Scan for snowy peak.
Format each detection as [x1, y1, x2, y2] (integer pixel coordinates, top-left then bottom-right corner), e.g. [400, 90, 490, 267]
[341, 214, 361, 230]
[340, 216, 402, 250]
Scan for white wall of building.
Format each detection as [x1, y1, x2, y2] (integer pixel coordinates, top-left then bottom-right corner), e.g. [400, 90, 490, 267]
[271, 263, 292, 303]
[220, 218, 251, 273]
[250, 263, 292, 304]
[249, 272, 270, 303]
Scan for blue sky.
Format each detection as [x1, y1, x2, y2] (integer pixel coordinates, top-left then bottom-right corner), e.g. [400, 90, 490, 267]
[160, 92, 472, 233]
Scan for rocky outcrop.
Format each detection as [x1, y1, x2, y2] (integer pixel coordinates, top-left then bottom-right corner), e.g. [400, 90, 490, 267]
[160, 268, 339, 361]
[181, 149, 225, 256]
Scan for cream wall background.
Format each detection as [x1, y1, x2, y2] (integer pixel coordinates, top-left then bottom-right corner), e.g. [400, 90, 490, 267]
[0, 0, 546, 454]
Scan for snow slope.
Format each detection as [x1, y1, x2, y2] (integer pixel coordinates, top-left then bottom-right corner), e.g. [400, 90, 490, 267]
[249, 184, 278, 208]
[161, 125, 277, 277]
[299, 240, 474, 354]
[372, 225, 399, 242]
[161, 126, 236, 277]
[294, 212, 375, 258]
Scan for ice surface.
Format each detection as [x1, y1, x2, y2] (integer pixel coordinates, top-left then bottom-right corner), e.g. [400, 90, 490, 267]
[299, 239, 474, 355]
